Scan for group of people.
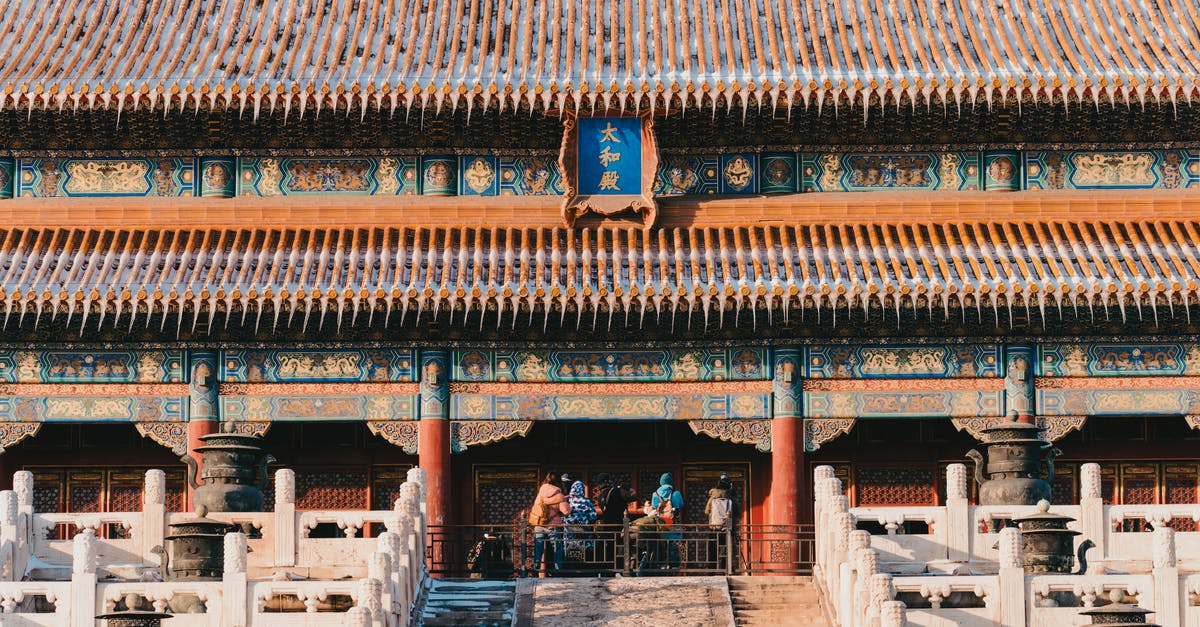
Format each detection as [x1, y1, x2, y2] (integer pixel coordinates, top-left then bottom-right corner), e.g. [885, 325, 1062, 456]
[526, 471, 735, 576]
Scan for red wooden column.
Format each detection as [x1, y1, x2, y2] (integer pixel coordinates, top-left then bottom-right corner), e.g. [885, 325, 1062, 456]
[186, 350, 220, 505]
[770, 348, 803, 528]
[418, 349, 451, 526]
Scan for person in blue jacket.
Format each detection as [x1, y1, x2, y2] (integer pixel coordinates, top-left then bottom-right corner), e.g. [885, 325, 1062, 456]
[650, 472, 685, 571]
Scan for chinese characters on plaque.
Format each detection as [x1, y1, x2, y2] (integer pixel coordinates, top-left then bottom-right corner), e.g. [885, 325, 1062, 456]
[559, 115, 659, 228]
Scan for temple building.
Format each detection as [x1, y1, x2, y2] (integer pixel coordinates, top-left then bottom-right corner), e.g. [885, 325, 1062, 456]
[1, 0, 1200, 554]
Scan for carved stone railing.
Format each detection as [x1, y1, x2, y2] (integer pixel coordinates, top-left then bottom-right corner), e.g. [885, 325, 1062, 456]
[0, 467, 430, 627]
[812, 463, 1196, 627]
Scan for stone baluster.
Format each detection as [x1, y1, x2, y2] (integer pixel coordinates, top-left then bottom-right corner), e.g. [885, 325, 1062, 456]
[223, 532, 249, 627]
[853, 548, 878, 627]
[1079, 463, 1105, 559]
[399, 481, 424, 580]
[945, 463, 970, 562]
[998, 526, 1024, 627]
[813, 465, 835, 561]
[13, 471, 32, 574]
[275, 469, 297, 567]
[0, 490, 15, 581]
[70, 530, 98, 627]
[868, 573, 895, 625]
[357, 577, 384, 627]
[1152, 525, 1180, 626]
[819, 481, 844, 573]
[347, 605, 372, 627]
[880, 600, 907, 627]
[369, 552, 394, 625]
[841, 530, 870, 625]
[831, 510, 854, 608]
[142, 469, 166, 568]
[377, 531, 405, 617]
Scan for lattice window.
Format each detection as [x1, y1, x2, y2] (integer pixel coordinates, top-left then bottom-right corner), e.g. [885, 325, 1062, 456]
[474, 466, 539, 528]
[1050, 463, 1078, 505]
[855, 467, 935, 506]
[295, 471, 368, 510]
[371, 466, 413, 511]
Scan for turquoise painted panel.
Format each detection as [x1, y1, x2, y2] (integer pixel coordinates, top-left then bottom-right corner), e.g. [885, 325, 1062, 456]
[221, 349, 417, 382]
[804, 345, 1001, 378]
[1024, 150, 1198, 190]
[238, 157, 419, 196]
[0, 350, 183, 383]
[452, 348, 769, 382]
[499, 156, 564, 195]
[1038, 387, 1200, 417]
[804, 389, 1004, 418]
[1038, 343, 1200, 376]
[802, 152, 981, 192]
[18, 158, 197, 197]
[222, 394, 417, 421]
[653, 156, 719, 195]
[451, 392, 770, 420]
[0, 396, 184, 421]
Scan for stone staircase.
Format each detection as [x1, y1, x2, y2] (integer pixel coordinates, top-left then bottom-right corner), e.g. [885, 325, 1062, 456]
[727, 576, 827, 627]
[418, 578, 517, 626]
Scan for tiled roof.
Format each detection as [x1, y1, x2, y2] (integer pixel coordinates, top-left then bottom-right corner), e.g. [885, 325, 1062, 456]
[0, 218, 1196, 334]
[1, 1, 1197, 117]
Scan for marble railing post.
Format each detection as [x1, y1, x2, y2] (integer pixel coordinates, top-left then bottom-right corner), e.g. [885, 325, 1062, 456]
[842, 531, 870, 626]
[398, 481, 423, 595]
[869, 573, 895, 626]
[945, 463, 970, 562]
[13, 471, 31, 575]
[405, 467, 428, 560]
[70, 530, 98, 627]
[378, 531, 406, 620]
[223, 531, 249, 627]
[347, 606, 372, 627]
[998, 526, 1024, 627]
[0, 490, 15, 581]
[1080, 463, 1105, 558]
[142, 470, 166, 567]
[853, 547, 879, 627]
[274, 469, 297, 567]
[1152, 526, 1180, 626]
[880, 600, 907, 627]
[357, 577, 384, 626]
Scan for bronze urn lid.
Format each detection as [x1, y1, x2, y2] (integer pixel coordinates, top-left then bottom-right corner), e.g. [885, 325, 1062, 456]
[164, 506, 237, 539]
[96, 593, 174, 626]
[1078, 591, 1160, 625]
[1012, 500, 1080, 533]
[978, 420, 1049, 446]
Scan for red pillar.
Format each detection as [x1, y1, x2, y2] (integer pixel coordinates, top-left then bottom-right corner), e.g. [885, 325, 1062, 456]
[186, 351, 221, 507]
[186, 419, 219, 506]
[418, 349, 451, 527]
[769, 415, 802, 527]
[418, 418, 451, 526]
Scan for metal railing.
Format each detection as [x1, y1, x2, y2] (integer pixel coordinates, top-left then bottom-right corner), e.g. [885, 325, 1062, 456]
[427, 521, 814, 577]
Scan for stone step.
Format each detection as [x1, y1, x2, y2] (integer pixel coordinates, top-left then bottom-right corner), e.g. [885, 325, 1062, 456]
[419, 579, 517, 627]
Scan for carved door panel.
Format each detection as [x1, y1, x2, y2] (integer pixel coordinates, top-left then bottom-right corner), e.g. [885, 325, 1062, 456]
[474, 465, 541, 527]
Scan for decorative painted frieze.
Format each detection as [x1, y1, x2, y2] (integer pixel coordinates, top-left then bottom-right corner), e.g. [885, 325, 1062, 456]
[689, 419, 772, 452]
[1036, 376, 1200, 416]
[1039, 343, 1200, 377]
[17, 158, 197, 197]
[219, 383, 419, 421]
[0, 350, 183, 383]
[238, 157, 418, 196]
[0, 157, 13, 198]
[0, 422, 40, 452]
[452, 348, 768, 382]
[450, 383, 770, 421]
[499, 156, 564, 195]
[1024, 150, 1198, 190]
[222, 349, 416, 382]
[0, 384, 186, 422]
[653, 155, 719, 195]
[804, 345, 1000, 379]
[801, 152, 982, 192]
[803, 379, 1005, 418]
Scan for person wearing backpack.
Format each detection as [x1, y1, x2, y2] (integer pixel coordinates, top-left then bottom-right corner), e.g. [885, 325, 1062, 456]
[704, 473, 735, 570]
[528, 473, 569, 576]
[650, 473, 685, 571]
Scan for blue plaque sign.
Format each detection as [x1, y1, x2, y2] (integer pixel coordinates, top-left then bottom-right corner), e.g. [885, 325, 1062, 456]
[576, 117, 642, 196]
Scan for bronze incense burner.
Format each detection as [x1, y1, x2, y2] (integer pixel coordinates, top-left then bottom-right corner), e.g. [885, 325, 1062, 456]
[158, 506, 237, 580]
[180, 423, 273, 513]
[1013, 500, 1092, 574]
[965, 418, 1060, 505]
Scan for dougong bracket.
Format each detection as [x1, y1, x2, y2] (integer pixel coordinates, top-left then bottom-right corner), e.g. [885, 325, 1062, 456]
[451, 420, 533, 453]
[367, 420, 419, 455]
[689, 419, 772, 452]
[952, 415, 1086, 442]
[803, 418, 855, 452]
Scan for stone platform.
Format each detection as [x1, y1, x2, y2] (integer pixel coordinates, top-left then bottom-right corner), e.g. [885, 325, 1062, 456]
[528, 576, 735, 627]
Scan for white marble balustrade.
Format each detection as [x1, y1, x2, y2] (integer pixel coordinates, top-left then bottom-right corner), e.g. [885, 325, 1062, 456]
[0, 466, 430, 627]
[813, 463, 1200, 627]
